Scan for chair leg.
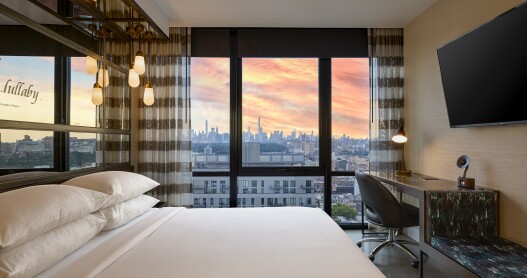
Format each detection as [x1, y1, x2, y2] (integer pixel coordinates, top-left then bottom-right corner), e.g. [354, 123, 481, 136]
[369, 240, 392, 260]
[357, 237, 386, 246]
[396, 239, 419, 246]
[392, 241, 419, 261]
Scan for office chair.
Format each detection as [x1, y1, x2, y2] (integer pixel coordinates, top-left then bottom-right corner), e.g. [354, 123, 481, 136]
[355, 171, 420, 268]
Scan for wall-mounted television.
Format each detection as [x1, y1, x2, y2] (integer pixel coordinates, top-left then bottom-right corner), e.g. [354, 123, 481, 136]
[437, 2, 527, 128]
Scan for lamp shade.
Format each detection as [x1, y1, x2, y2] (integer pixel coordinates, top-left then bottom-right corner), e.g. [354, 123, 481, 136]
[97, 66, 110, 87]
[85, 56, 98, 75]
[392, 126, 407, 143]
[91, 83, 103, 105]
[128, 65, 140, 88]
[143, 82, 154, 105]
[134, 50, 146, 75]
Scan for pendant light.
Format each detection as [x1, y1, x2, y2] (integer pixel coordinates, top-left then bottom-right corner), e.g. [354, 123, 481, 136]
[85, 24, 98, 75]
[143, 34, 154, 106]
[91, 82, 103, 105]
[143, 82, 154, 105]
[127, 25, 141, 87]
[133, 24, 146, 75]
[128, 64, 140, 87]
[97, 65, 110, 87]
[85, 56, 98, 75]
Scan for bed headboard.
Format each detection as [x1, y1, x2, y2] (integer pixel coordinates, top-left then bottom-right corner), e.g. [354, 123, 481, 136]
[0, 164, 134, 193]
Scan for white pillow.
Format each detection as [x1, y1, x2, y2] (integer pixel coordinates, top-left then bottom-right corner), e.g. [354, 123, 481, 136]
[97, 195, 159, 231]
[62, 171, 159, 208]
[0, 185, 107, 249]
[0, 214, 105, 278]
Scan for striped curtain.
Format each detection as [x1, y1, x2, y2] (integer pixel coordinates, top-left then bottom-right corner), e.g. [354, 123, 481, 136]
[138, 28, 192, 207]
[368, 29, 404, 173]
[96, 41, 131, 165]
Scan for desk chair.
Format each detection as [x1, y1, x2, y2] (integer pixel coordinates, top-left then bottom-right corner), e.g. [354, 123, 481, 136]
[355, 171, 420, 268]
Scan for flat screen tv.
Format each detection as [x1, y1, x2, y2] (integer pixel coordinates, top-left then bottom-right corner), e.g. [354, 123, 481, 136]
[437, 2, 527, 128]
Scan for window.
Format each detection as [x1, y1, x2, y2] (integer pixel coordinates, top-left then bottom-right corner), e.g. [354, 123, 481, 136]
[242, 58, 319, 167]
[331, 176, 361, 224]
[237, 176, 323, 208]
[0, 56, 54, 124]
[0, 29, 130, 177]
[0, 130, 53, 169]
[192, 177, 230, 208]
[191, 58, 230, 172]
[331, 58, 369, 172]
[69, 133, 98, 170]
[190, 31, 370, 227]
[70, 57, 98, 127]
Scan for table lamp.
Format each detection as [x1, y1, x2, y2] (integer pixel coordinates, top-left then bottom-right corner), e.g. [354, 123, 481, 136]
[392, 126, 412, 176]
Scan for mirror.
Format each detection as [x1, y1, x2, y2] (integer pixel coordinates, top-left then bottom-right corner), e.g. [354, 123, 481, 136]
[0, 0, 131, 183]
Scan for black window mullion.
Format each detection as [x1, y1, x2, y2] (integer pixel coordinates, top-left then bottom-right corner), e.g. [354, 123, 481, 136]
[319, 58, 332, 217]
[230, 29, 239, 208]
[54, 52, 70, 171]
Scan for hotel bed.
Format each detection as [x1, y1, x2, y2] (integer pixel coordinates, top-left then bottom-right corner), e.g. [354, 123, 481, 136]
[0, 171, 384, 278]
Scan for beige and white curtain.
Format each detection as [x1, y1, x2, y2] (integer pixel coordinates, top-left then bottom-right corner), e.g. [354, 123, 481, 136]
[138, 28, 192, 207]
[368, 29, 404, 173]
[97, 41, 131, 165]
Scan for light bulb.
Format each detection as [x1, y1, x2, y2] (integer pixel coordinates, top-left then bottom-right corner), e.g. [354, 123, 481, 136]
[134, 50, 145, 75]
[85, 56, 98, 75]
[128, 65, 140, 87]
[91, 83, 103, 105]
[392, 135, 407, 143]
[97, 66, 110, 87]
[143, 82, 154, 106]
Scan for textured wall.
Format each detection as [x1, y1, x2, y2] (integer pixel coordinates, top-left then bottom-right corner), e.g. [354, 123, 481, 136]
[404, 0, 527, 245]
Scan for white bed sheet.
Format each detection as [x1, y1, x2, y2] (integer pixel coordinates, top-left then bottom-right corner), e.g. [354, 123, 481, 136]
[97, 207, 384, 278]
[36, 207, 184, 278]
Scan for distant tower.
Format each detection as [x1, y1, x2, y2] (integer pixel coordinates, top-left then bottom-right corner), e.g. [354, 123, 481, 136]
[258, 116, 263, 141]
[205, 120, 208, 138]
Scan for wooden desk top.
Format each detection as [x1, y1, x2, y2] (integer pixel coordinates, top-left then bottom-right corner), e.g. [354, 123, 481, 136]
[370, 172, 496, 195]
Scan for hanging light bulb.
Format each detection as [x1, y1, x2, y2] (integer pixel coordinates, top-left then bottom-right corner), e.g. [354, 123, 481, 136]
[85, 56, 98, 75]
[91, 83, 103, 105]
[97, 66, 110, 87]
[143, 82, 154, 106]
[134, 50, 146, 75]
[128, 64, 140, 88]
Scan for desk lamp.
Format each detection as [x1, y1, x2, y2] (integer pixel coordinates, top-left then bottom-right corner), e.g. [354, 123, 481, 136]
[392, 126, 412, 176]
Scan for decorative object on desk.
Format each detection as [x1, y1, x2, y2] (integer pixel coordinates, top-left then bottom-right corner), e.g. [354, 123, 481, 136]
[392, 126, 412, 176]
[456, 155, 475, 188]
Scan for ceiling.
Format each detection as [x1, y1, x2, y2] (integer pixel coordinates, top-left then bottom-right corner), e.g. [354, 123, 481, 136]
[0, 0, 65, 25]
[154, 0, 437, 28]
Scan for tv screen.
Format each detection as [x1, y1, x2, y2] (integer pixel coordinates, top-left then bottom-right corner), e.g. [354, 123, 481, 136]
[437, 3, 527, 128]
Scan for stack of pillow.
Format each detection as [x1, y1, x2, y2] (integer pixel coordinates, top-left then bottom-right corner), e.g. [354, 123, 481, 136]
[0, 171, 159, 278]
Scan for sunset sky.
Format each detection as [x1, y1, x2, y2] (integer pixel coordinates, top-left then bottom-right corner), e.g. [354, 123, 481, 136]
[0, 56, 95, 142]
[191, 57, 369, 139]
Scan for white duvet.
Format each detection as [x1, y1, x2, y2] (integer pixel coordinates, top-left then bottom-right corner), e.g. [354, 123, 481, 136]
[39, 207, 384, 278]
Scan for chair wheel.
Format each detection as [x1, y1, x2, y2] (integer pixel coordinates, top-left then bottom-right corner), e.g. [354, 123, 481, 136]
[357, 242, 362, 248]
[369, 254, 375, 262]
[411, 260, 419, 268]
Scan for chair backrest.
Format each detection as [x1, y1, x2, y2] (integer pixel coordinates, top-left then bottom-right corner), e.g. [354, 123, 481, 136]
[355, 172, 413, 228]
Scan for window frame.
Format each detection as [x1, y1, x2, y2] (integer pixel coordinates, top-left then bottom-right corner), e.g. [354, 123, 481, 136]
[191, 30, 368, 229]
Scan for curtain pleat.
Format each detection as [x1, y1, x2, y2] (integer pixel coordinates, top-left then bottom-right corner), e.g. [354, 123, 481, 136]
[368, 29, 404, 173]
[96, 41, 131, 165]
[138, 27, 192, 207]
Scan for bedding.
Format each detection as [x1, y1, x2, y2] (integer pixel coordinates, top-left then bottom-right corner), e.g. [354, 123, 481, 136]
[0, 214, 106, 278]
[37, 207, 384, 278]
[97, 194, 159, 231]
[0, 185, 107, 249]
[62, 171, 159, 208]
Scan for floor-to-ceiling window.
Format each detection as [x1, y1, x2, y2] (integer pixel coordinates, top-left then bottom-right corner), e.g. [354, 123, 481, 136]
[190, 28, 369, 227]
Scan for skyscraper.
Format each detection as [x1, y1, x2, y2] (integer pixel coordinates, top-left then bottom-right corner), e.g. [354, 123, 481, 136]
[205, 120, 208, 138]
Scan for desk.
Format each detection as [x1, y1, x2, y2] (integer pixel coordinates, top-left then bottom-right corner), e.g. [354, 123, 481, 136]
[369, 172, 499, 277]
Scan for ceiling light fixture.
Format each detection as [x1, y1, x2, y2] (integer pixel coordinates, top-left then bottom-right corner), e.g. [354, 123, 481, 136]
[133, 24, 146, 75]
